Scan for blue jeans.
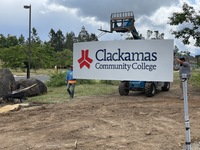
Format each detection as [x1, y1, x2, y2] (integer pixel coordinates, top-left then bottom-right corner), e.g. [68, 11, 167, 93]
[67, 83, 75, 98]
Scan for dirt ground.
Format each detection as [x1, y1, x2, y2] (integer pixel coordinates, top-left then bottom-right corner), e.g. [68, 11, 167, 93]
[0, 83, 200, 150]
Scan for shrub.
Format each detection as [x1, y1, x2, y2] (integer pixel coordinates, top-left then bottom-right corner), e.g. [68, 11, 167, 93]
[46, 71, 96, 87]
[46, 72, 119, 87]
[77, 79, 96, 85]
[100, 80, 120, 85]
[46, 71, 66, 87]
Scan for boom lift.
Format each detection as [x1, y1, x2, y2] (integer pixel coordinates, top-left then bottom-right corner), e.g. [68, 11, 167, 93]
[99, 11, 170, 97]
[110, 11, 141, 39]
[99, 11, 141, 39]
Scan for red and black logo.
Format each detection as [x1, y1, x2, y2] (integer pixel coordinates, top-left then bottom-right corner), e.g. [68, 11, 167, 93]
[78, 49, 93, 69]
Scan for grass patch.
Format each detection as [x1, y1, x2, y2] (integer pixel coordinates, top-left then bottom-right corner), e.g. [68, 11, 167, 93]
[21, 69, 200, 104]
[173, 71, 180, 85]
[76, 84, 118, 96]
[190, 69, 200, 88]
[174, 69, 200, 87]
[27, 84, 118, 104]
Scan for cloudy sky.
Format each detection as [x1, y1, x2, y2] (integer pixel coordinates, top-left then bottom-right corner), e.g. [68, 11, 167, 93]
[0, 0, 199, 56]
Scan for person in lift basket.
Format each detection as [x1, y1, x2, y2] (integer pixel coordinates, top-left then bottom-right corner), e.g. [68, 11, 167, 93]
[66, 65, 76, 98]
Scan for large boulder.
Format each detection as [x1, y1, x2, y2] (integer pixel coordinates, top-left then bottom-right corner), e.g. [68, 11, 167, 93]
[0, 68, 17, 97]
[16, 78, 47, 97]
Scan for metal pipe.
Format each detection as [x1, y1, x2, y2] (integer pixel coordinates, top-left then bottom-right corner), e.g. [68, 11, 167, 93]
[182, 73, 191, 150]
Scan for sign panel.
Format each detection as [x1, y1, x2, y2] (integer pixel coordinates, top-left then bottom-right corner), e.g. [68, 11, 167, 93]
[73, 40, 174, 81]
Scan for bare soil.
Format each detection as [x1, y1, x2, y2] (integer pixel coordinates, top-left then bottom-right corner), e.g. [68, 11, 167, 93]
[0, 84, 200, 150]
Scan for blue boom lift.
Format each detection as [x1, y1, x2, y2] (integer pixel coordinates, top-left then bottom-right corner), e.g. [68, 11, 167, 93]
[99, 11, 170, 97]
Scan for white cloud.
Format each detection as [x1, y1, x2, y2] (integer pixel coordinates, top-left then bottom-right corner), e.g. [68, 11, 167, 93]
[40, 2, 78, 15]
[0, 0, 199, 56]
[150, 5, 181, 26]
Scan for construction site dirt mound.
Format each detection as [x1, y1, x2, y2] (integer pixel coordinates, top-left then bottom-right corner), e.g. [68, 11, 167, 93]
[0, 84, 200, 150]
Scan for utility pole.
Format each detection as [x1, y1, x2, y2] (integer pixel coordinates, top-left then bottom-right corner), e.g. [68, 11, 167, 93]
[24, 4, 31, 79]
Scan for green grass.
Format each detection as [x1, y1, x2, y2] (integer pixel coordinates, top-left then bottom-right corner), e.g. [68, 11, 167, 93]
[173, 69, 197, 81]
[22, 69, 200, 104]
[191, 69, 200, 76]
[76, 84, 118, 96]
[27, 84, 118, 104]
[190, 69, 200, 88]
[173, 71, 180, 85]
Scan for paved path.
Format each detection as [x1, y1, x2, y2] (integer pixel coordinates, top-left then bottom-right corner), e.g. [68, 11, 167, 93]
[14, 75, 50, 82]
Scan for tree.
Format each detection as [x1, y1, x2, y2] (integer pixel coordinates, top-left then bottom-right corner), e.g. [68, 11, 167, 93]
[195, 55, 200, 65]
[0, 27, 99, 71]
[31, 27, 42, 45]
[174, 45, 179, 55]
[0, 34, 7, 48]
[18, 34, 25, 46]
[30, 44, 55, 71]
[48, 29, 57, 50]
[55, 29, 65, 52]
[78, 26, 90, 42]
[77, 26, 98, 42]
[168, 3, 200, 46]
[48, 29, 56, 46]
[48, 29, 65, 52]
[146, 30, 164, 39]
[65, 31, 76, 51]
[0, 36, 56, 72]
[0, 45, 27, 71]
[0, 34, 19, 48]
[54, 49, 73, 68]
[89, 33, 98, 41]
[6, 34, 18, 47]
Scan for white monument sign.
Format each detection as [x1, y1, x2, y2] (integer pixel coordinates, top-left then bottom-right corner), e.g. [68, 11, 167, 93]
[73, 40, 174, 81]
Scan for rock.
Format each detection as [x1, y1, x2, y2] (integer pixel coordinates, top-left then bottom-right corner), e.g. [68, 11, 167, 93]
[139, 112, 148, 115]
[16, 78, 47, 97]
[0, 68, 17, 97]
[145, 131, 151, 135]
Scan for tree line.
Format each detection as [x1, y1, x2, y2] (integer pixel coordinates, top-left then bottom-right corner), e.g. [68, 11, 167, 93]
[0, 26, 98, 71]
[0, 2, 199, 72]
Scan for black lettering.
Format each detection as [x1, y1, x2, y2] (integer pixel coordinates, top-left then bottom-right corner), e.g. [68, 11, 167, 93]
[132, 63, 137, 69]
[134, 52, 144, 61]
[96, 49, 104, 61]
[124, 52, 131, 61]
[144, 52, 151, 61]
[152, 52, 157, 61]
[112, 52, 118, 61]
[118, 49, 125, 61]
[107, 52, 112, 61]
